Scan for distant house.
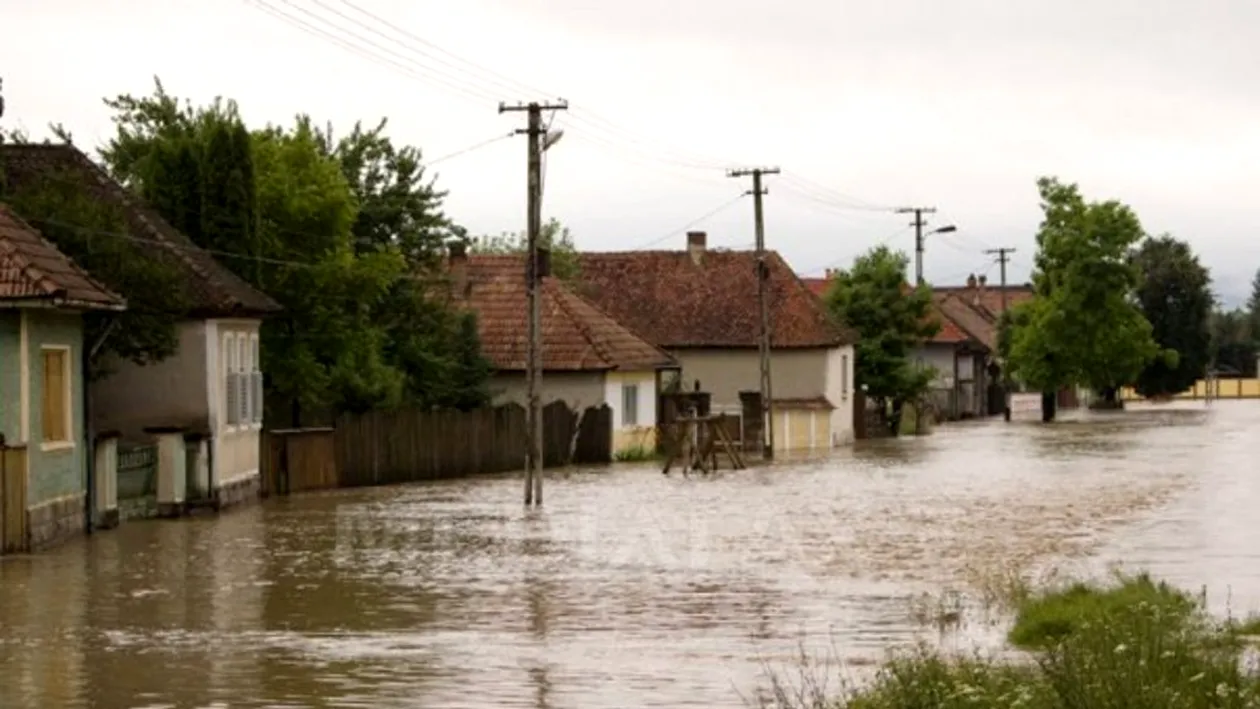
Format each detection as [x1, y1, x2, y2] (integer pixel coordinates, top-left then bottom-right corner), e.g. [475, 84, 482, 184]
[448, 245, 678, 455]
[576, 231, 858, 450]
[0, 204, 125, 551]
[0, 144, 282, 508]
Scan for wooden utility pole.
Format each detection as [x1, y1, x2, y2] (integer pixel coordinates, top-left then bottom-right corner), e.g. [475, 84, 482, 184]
[500, 99, 568, 506]
[895, 207, 936, 285]
[727, 167, 780, 460]
[984, 247, 1017, 420]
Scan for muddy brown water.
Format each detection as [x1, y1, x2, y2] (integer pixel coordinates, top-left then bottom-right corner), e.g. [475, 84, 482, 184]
[1, 400, 1256, 708]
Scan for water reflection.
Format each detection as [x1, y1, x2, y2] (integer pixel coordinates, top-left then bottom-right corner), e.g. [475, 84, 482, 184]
[0, 400, 1254, 708]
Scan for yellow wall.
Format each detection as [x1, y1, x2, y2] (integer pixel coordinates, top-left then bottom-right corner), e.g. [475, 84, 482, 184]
[770, 408, 832, 451]
[1121, 378, 1260, 400]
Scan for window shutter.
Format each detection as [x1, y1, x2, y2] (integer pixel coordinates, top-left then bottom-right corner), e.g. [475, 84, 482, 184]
[238, 371, 250, 425]
[253, 371, 264, 424]
[226, 372, 239, 425]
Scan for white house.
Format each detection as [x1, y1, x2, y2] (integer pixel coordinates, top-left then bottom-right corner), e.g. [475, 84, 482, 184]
[0, 144, 283, 509]
[450, 247, 678, 455]
[576, 231, 858, 450]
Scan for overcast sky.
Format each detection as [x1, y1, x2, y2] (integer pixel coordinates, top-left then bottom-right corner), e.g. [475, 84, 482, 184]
[5, 0, 1258, 303]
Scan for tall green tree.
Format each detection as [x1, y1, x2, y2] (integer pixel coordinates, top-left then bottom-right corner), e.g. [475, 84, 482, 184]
[1130, 235, 1210, 397]
[97, 78, 492, 422]
[471, 218, 580, 281]
[1006, 177, 1161, 419]
[824, 246, 938, 435]
[1210, 307, 1257, 376]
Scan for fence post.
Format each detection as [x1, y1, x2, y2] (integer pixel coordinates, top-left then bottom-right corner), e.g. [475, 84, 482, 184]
[147, 427, 188, 518]
[93, 432, 121, 529]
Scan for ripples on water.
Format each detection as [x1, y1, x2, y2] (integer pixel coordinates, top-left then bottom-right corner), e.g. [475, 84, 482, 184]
[0, 401, 1256, 708]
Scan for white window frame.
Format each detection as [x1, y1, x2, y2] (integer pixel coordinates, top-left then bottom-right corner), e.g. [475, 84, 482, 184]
[238, 335, 249, 426]
[39, 344, 74, 452]
[621, 383, 639, 427]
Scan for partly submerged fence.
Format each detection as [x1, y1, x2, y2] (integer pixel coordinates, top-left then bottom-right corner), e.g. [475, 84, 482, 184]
[263, 401, 613, 495]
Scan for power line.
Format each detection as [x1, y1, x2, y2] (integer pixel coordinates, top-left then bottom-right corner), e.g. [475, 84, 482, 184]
[244, 0, 891, 210]
[627, 193, 749, 250]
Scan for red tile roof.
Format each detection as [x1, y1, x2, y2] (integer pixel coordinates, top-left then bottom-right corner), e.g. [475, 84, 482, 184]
[575, 249, 855, 349]
[932, 292, 997, 350]
[934, 283, 1033, 318]
[0, 143, 280, 318]
[452, 254, 675, 372]
[0, 204, 124, 310]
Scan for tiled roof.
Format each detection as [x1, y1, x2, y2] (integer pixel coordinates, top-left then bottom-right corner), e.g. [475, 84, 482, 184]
[454, 254, 676, 372]
[934, 282, 1033, 318]
[0, 203, 124, 310]
[575, 249, 855, 348]
[801, 276, 829, 298]
[0, 143, 281, 318]
[933, 293, 998, 351]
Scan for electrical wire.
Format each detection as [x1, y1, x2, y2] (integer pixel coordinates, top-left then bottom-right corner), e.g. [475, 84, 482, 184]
[243, 0, 890, 211]
[625, 193, 748, 250]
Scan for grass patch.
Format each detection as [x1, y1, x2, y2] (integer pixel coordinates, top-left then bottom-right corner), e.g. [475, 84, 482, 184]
[1008, 571, 1198, 650]
[754, 573, 1260, 709]
[613, 444, 656, 462]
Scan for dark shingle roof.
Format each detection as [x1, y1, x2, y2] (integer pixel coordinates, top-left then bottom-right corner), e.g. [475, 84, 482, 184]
[456, 254, 676, 372]
[0, 143, 280, 318]
[575, 249, 855, 348]
[0, 203, 124, 310]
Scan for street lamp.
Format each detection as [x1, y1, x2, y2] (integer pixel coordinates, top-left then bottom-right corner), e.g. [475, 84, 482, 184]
[929, 224, 957, 235]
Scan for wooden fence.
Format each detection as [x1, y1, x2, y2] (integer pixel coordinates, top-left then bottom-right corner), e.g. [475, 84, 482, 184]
[263, 401, 613, 495]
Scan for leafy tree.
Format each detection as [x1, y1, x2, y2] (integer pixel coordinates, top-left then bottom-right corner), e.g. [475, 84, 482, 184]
[1129, 235, 1211, 397]
[1210, 307, 1256, 377]
[97, 78, 493, 422]
[824, 246, 938, 435]
[471, 218, 580, 281]
[1248, 268, 1260, 345]
[1006, 177, 1161, 419]
[0, 132, 188, 375]
[319, 118, 456, 268]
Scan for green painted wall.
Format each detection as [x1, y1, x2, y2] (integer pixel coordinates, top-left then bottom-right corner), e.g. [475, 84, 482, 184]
[0, 311, 20, 445]
[24, 311, 87, 505]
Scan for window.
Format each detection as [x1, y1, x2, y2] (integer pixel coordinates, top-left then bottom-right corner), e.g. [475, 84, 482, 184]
[841, 354, 849, 400]
[40, 347, 72, 446]
[225, 331, 263, 429]
[621, 384, 639, 427]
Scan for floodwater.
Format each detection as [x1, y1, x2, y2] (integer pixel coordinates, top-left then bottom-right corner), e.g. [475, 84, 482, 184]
[0, 400, 1256, 708]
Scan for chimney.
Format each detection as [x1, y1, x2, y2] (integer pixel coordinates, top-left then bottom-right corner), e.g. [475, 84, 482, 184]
[966, 273, 977, 289]
[687, 231, 706, 265]
[448, 241, 468, 297]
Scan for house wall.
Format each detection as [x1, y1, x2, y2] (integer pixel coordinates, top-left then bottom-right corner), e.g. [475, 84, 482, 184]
[207, 319, 262, 498]
[23, 311, 86, 506]
[91, 320, 211, 442]
[822, 345, 856, 445]
[604, 369, 658, 454]
[669, 346, 855, 448]
[489, 370, 607, 411]
[911, 343, 959, 386]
